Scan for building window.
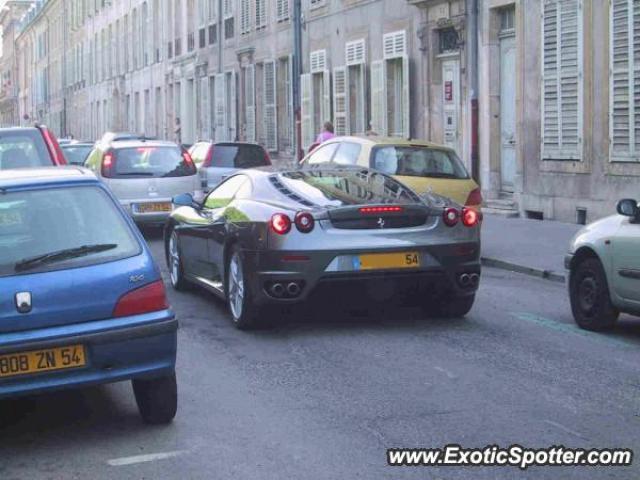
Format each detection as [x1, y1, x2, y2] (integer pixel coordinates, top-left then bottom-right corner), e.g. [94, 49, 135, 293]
[277, 0, 290, 21]
[225, 18, 235, 39]
[541, 0, 583, 160]
[256, 0, 267, 29]
[199, 28, 206, 48]
[438, 27, 459, 54]
[209, 24, 218, 44]
[370, 31, 410, 138]
[240, 0, 251, 34]
[310, 0, 325, 8]
[610, 0, 640, 162]
[301, 50, 330, 149]
[188, 32, 195, 51]
[500, 6, 515, 32]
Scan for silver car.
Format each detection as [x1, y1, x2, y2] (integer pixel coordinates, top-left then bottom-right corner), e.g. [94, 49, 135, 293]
[565, 198, 640, 331]
[85, 140, 200, 224]
[189, 141, 271, 191]
[165, 166, 482, 329]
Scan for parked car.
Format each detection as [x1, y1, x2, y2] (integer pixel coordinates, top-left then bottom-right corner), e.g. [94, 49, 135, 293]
[189, 141, 271, 191]
[300, 136, 482, 210]
[85, 140, 200, 225]
[0, 125, 66, 169]
[164, 165, 481, 330]
[566, 199, 640, 331]
[0, 167, 177, 423]
[97, 132, 145, 144]
[61, 142, 94, 166]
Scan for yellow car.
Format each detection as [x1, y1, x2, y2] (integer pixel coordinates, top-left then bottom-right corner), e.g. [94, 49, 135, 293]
[301, 136, 482, 210]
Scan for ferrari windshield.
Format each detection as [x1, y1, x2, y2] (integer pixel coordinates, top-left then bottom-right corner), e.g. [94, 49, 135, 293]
[277, 169, 421, 207]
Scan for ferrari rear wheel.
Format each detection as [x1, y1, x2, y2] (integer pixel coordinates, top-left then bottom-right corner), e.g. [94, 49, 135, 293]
[226, 246, 260, 330]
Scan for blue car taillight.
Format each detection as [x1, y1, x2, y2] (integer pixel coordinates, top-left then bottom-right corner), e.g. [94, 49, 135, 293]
[113, 280, 169, 317]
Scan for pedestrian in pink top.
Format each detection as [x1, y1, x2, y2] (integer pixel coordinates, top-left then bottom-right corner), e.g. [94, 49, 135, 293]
[316, 121, 336, 144]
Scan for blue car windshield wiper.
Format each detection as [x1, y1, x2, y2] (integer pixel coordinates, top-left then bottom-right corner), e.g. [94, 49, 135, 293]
[15, 244, 118, 272]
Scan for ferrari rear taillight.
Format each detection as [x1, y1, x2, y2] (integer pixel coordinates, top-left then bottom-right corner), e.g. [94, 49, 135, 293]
[359, 206, 404, 214]
[113, 280, 169, 318]
[443, 207, 481, 227]
[443, 207, 460, 227]
[101, 151, 115, 178]
[294, 211, 315, 233]
[271, 213, 292, 235]
[465, 187, 483, 207]
[462, 207, 481, 227]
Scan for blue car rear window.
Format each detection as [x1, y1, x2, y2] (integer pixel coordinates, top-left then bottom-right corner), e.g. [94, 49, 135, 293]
[0, 185, 141, 277]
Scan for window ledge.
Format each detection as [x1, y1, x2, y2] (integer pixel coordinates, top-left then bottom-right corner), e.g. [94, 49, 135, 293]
[606, 160, 640, 177]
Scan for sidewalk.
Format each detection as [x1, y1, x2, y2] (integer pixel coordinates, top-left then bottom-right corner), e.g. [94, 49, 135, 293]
[481, 214, 583, 282]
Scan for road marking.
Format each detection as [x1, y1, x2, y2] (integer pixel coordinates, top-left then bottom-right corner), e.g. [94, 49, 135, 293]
[433, 366, 457, 380]
[544, 420, 589, 441]
[510, 312, 636, 348]
[107, 450, 188, 467]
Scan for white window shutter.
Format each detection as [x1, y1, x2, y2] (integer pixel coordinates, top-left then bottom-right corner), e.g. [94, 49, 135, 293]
[240, 0, 251, 33]
[356, 65, 367, 134]
[370, 59, 387, 135]
[346, 39, 366, 66]
[214, 72, 226, 142]
[310, 50, 327, 73]
[542, 0, 560, 153]
[264, 60, 278, 151]
[277, 0, 290, 21]
[541, 0, 582, 160]
[245, 64, 256, 142]
[256, 0, 267, 28]
[301, 73, 314, 150]
[228, 70, 237, 141]
[333, 66, 348, 136]
[402, 55, 410, 139]
[323, 69, 332, 130]
[288, 54, 295, 152]
[609, 0, 640, 161]
[383, 30, 407, 60]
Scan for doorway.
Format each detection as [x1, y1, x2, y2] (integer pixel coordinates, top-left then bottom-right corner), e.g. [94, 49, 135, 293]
[499, 7, 516, 192]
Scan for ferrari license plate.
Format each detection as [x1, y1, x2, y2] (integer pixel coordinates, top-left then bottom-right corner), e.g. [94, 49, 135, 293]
[0, 345, 86, 379]
[358, 252, 420, 270]
[135, 202, 171, 213]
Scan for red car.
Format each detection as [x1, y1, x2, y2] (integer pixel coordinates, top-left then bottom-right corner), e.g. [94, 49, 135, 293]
[0, 125, 66, 170]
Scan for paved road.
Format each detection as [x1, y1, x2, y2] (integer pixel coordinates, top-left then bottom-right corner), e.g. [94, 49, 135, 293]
[1, 230, 639, 479]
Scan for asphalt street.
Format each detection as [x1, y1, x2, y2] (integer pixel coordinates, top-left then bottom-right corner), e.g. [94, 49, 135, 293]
[1, 228, 639, 480]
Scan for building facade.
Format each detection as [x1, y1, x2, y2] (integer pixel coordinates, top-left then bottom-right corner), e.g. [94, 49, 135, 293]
[5, 0, 474, 169]
[0, 0, 32, 126]
[478, 0, 640, 223]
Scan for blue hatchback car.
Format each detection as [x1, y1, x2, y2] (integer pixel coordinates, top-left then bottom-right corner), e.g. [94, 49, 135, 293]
[0, 167, 177, 424]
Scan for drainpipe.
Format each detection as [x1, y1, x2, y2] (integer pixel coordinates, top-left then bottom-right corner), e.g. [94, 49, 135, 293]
[217, 0, 223, 73]
[62, 0, 68, 137]
[292, 0, 302, 160]
[466, 0, 479, 183]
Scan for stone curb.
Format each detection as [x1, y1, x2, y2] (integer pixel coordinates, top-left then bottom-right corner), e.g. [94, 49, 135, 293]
[481, 257, 566, 284]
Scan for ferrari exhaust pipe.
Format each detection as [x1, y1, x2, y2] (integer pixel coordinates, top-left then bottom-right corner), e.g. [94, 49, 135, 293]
[270, 283, 285, 298]
[459, 274, 471, 287]
[469, 273, 480, 286]
[287, 282, 301, 297]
